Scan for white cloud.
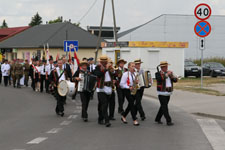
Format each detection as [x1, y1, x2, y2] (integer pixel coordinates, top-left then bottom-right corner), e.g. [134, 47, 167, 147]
[0, 0, 224, 31]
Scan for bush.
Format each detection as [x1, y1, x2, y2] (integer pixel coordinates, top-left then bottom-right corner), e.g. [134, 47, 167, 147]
[193, 57, 225, 66]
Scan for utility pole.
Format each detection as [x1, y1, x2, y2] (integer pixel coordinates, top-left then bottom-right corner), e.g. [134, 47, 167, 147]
[94, 0, 118, 64]
[94, 0, 106, 64]
[111, 0, 118, 43]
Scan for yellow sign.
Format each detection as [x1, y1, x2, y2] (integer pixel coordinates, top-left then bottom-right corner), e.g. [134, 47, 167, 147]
[129, 41, 189, 48]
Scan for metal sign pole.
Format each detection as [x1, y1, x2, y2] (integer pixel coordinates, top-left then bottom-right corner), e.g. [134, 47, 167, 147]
[201, 49, 203, 88]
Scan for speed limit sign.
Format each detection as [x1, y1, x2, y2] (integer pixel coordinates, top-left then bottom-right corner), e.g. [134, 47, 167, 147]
[194, 3, 212, 20]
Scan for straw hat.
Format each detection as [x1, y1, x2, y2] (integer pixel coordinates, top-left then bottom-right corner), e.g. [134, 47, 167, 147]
[159, 61, 170, 67]
[117, 59, 127, 65]
[99, 55, 108, 62]
[134, 59, 143, 64]
[79, 60, 89, 66]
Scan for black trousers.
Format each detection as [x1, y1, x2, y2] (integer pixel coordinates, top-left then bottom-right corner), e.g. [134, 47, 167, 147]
[55, 91, 66, 113]
[97, 92, 110, 124]
[155, 95, 172, 123]
[108, 91, 115, 118]
[116, 87, 125, 113]
[31, 76, 35, 91]
[80, 91, 91, 119]
[40, 75, 49, 92]
[3, 76, 8, 86]
[122, 89, 137, 121]
[135, 87, 145, 118]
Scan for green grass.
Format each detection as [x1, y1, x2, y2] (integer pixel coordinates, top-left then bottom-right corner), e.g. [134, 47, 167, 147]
[193, 57, 225, 66]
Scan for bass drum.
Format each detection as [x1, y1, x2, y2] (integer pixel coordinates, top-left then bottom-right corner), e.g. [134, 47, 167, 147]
[57, 80, 76, 97]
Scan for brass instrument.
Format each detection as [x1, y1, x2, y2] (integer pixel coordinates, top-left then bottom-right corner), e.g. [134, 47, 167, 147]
[131, 71, 140, 95]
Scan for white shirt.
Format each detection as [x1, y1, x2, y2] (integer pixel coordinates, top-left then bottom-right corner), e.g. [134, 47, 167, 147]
[46, 63, 55, 75]
[120, 71, 135, 89]
[34, 66, 41, 73]
[157, 77, 172, 96]
[56, 67, 65, 82]
[89, 64, 96, 72]
[40, 65, 47, 75]
[1, 63, 10, 76]
[96, 71, 112, 95]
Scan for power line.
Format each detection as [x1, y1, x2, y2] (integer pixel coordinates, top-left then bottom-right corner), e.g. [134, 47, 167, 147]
[78, 0, 98, 23]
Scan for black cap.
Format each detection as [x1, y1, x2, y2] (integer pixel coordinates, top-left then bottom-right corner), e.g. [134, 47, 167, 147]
[88, 57, 94, 61]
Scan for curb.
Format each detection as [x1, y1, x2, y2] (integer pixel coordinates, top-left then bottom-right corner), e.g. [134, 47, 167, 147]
[192, 112, 225, 121]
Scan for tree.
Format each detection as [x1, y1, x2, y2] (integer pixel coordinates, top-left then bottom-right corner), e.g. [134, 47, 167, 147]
[1, 20, 8, 28]
[29, 12, 43, 26]
[48, 16, 63, 24]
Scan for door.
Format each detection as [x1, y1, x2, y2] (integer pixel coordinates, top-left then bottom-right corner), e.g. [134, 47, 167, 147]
[115, 50, 120, 66]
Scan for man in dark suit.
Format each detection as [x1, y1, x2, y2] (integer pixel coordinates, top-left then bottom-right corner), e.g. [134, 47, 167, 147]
[62, 56, 72, 81]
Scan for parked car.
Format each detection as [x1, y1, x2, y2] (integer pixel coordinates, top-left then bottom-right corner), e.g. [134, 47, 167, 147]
[203, 62, 225, 77]
[184, 60, 201, 78]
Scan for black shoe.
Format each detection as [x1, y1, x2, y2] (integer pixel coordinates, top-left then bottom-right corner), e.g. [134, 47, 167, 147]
[58, 112, 64, 117]
[121, 117, 128, 124]
[141, 116, 146, 121]
[105, 122, 111, 127]
[133, 121, 140, 126]
[83, 118, 88, 122]
[98, 120, 104, 125]
[167, 122, 174, 126]
[155, 120, 163, 124]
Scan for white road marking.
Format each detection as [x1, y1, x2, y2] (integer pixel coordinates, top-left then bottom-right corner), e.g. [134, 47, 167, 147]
[60, 120, 72, 126]
[197, 119, 225, 150]
[73, 110, 81, 113]
[27, 137, 48, 144]
[68, 115, 78, 119]
[46, 128, 62, 134]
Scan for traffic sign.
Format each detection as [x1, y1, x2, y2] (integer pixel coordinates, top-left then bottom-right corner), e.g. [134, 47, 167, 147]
[194, 3, 212, 20]
[64, 41, 78, 52]
[194, 20, 211, 37]
[199, 38, 205, 50]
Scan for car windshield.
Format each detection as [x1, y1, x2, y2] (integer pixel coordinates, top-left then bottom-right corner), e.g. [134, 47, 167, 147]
[209, 63, 224, 68]
[185, 61, 196, 66]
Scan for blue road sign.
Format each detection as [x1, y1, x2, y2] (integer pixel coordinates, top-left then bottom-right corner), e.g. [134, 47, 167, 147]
[194, 20, 211, 37]
[64, 41, 78, 52]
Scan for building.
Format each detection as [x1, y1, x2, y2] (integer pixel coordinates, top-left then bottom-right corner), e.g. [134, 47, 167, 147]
[87, 26, 120, 39]
[102, 41, 188, 77]
[0, 22, 103, 61]
[118, 14, 225, 60]
[0, 26, 30, 42]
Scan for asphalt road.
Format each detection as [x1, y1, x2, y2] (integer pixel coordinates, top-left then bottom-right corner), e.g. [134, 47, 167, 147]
[0, 84, 216, 150]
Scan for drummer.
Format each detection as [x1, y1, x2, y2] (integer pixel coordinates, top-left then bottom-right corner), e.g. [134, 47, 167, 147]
[74, 60, 92, 122]
[54, 59, 68, 117]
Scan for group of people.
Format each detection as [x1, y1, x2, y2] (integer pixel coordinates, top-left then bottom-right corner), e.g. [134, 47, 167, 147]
[0, 55, 178, 128]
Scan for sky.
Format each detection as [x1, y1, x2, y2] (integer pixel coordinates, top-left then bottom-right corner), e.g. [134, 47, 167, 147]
[0, 0, 224, 32]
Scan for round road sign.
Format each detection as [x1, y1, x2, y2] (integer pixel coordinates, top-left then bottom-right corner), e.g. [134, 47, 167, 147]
[194, 3, 212, 20]
[194, 20, 211, 37]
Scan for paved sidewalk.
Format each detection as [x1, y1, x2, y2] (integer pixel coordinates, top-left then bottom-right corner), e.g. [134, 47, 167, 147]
[144, 86, 225, 118]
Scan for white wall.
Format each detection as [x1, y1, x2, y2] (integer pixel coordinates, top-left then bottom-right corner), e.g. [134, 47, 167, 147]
[103, 47, 184, 78]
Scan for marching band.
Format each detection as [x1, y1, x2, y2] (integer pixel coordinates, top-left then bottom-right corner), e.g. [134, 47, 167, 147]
[0, 54, 179, 127]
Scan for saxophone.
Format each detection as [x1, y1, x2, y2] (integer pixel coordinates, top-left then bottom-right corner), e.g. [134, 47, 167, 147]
[131, 71, 140, 95]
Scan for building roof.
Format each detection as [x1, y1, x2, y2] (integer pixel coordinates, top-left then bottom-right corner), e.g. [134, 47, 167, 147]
[0, 26, 30, 42]
[117, 14, 225, 59]
[0, 22, 103, 49]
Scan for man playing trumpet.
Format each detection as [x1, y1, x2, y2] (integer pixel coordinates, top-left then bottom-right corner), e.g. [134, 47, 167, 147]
[155, 61, 178, 126]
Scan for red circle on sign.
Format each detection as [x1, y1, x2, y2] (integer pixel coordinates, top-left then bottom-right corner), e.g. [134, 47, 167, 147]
[194, 3, 212, 20]
[194, 20, 211, 37]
